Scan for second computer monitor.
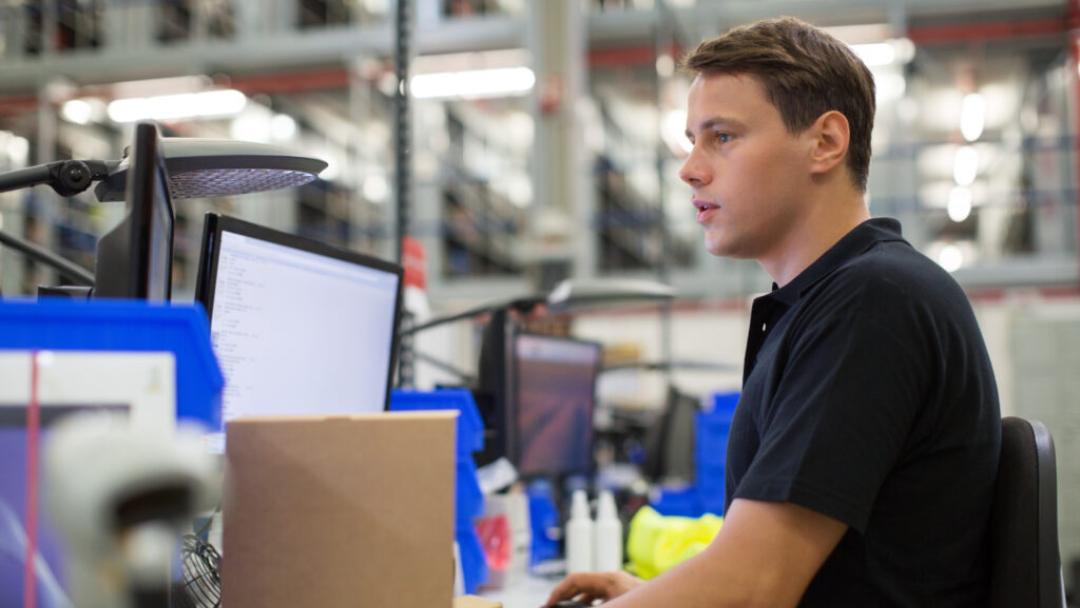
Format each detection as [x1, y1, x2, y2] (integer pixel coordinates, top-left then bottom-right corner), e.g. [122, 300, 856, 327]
[512, 333, 602, 478]
[93, 121, 174, 301]
[194, 214, 403, 431]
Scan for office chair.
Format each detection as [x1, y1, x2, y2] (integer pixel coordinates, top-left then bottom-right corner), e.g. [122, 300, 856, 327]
[988, 416, 1067, 608]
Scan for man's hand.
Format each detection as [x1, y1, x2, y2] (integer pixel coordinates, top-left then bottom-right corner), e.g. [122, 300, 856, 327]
[543, 500, 847, 608]
[544, 571, 642, 606]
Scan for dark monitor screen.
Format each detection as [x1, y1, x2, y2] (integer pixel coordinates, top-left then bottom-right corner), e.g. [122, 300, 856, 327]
[194, 213, 403, 435]
[512, 333, 602, 477]
[93, 121, 174, 301]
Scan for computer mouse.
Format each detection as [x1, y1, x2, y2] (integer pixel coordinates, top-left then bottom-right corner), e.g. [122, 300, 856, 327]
[553, 601, 588, 608]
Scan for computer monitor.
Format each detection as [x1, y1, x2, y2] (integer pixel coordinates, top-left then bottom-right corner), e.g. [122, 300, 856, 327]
[512, 332, 602, 478]
[194, 213, 403, 432]
[94, 121, 174, 301]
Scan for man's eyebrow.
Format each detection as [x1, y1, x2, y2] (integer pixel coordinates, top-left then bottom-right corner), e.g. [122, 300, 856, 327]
[685, 116, 747, 140]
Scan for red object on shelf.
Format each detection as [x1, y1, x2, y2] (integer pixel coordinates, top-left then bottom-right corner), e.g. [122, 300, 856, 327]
[402, 236, 427, 290]
[474, 513, 511, 575]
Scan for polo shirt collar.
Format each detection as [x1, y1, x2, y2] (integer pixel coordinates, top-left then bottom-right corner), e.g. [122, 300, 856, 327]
[769, 217, 906, 306]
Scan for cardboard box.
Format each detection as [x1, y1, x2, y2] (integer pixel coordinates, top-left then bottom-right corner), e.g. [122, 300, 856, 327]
[453, 596, 502, 608]
[222, 412, 457, 607]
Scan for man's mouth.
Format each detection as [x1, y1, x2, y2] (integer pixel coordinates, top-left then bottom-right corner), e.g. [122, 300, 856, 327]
[693, 199, 720, 222]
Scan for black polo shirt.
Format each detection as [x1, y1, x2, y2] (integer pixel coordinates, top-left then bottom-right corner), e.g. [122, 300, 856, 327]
[725, 218, 1001, 607]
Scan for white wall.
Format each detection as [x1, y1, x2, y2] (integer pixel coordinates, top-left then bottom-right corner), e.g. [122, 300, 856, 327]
[999, 295, 1080, 571]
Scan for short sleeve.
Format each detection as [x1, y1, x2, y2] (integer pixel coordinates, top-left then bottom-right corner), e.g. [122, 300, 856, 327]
[732, 279, 931, 532]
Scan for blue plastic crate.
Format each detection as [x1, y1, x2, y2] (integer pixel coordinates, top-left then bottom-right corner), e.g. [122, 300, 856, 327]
[697, 467, 726, 515]
[390, 389, 484, 456]
[709, 391, 740, 421]
[456, 459, 484, 525]
[0, 299, 222, 427]
[526, 481, 561, 566]
[456, 524, 489, 594]
[695, 418, 732, 468]
[693, 391, 740, 516]
[651, 486, 704, 518]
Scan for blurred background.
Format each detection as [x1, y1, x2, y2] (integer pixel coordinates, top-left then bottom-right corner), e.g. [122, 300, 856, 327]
[1, 0, 1079, 593]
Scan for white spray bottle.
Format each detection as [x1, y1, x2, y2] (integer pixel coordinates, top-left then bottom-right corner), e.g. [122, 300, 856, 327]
[565, 489, 594, 573]
[594, 489, 623, 571]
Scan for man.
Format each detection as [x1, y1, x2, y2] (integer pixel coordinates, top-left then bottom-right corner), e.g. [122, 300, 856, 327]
[546, 16, 1000, 608]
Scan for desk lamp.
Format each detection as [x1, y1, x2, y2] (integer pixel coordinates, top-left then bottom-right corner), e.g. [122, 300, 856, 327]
[401, 277, 676, 338]
[0, 137, 327, 286]
[398, 278, 677, 385]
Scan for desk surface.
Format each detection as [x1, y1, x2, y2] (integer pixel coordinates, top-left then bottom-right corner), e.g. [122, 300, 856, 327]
[480, 573, 558, 608]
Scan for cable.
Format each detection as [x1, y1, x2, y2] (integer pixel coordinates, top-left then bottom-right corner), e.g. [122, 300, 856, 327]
[0, 229, 96, 286]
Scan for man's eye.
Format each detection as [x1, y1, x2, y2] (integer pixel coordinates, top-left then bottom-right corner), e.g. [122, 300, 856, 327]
[715, 132, 732, 143]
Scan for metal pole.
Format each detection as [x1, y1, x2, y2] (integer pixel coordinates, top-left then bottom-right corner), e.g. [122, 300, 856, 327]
[654, 5, 675, 382]
[395, 0, 415, 387]
[1070, 0, 1080, 279]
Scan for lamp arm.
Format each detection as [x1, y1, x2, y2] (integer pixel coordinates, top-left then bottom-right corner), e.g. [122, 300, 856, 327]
[0, 164, 53, 193]
[0, 160, 115, 197]
[0, 229, 96, 286]
[411, 351, 476, 384]
[399, 296, 543, 337]
[601, 359, 739, 373]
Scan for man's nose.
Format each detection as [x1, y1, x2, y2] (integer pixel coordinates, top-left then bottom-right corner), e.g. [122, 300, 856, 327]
[679, 146, 710, 187]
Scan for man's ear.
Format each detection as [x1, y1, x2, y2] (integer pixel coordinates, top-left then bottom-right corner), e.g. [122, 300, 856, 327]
[808, 111, 850, 177]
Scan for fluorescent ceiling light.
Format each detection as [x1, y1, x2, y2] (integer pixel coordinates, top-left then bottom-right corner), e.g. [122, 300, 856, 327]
[61, 99, 94, 125]
[960, 93, 985, 142]
[937, 244, 964, 272]
[110, 75, 212, 99]
[271, 114, 298, 141]
[661, 109, 692, 156]
[108, 89, 248, 123]
[850, 38, 914, 67]
[61, 98, 108, 125]
[953, 145, 978, 186]
[1, 131, 29, 167]
[875, 73, 906, 102]
[947, 186, 973, 223]
[362, 174, 389, 202]
[413, 49, 529, 75]
[656, 54, 675, 78]
[411, 67, 535, 100]
[851, 42, 895, 66]
[826, 23, 892, 45]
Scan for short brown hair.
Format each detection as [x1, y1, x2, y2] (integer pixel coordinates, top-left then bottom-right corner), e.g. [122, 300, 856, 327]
[682, 17, 876, 191]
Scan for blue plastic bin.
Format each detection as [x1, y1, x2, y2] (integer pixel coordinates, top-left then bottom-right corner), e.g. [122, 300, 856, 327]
[651, 485, 704, 518]
[390, 389, 484, 456]
[0, 299, 222, 427]
[526, 480, 561, 566]
[456, 523, 489, 594]
[456, 459, 484, 525]
[390, 389, 487, 589]
[693, 391, 740, 515]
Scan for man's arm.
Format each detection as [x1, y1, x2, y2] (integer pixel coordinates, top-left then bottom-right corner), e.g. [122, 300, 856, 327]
[546, 498, 847, 607]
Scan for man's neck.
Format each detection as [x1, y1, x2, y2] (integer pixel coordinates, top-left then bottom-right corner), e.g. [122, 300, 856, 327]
[759, 186, 871, 288]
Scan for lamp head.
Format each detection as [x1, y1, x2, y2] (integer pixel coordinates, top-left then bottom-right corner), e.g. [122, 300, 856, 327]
[545, 278, 676, 312]
[95, 138, 327, 201]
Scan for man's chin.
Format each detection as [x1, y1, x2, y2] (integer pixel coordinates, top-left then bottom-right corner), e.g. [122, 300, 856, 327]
[705, 236, 740, 258]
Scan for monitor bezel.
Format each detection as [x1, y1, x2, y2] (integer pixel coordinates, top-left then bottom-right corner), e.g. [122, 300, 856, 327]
[194, 212, 405, 413]
[127, 122, 174, 301]
[509, 330, 603, 479]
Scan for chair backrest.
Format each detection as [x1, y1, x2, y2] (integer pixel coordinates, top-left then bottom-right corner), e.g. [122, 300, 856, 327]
[988, 416, 1065, 608]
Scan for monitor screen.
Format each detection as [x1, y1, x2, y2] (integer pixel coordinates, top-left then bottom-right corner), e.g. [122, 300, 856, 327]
[94, 121, 174, 301]
[194, 214, 403, 432]
[512, 333, 601, 477]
